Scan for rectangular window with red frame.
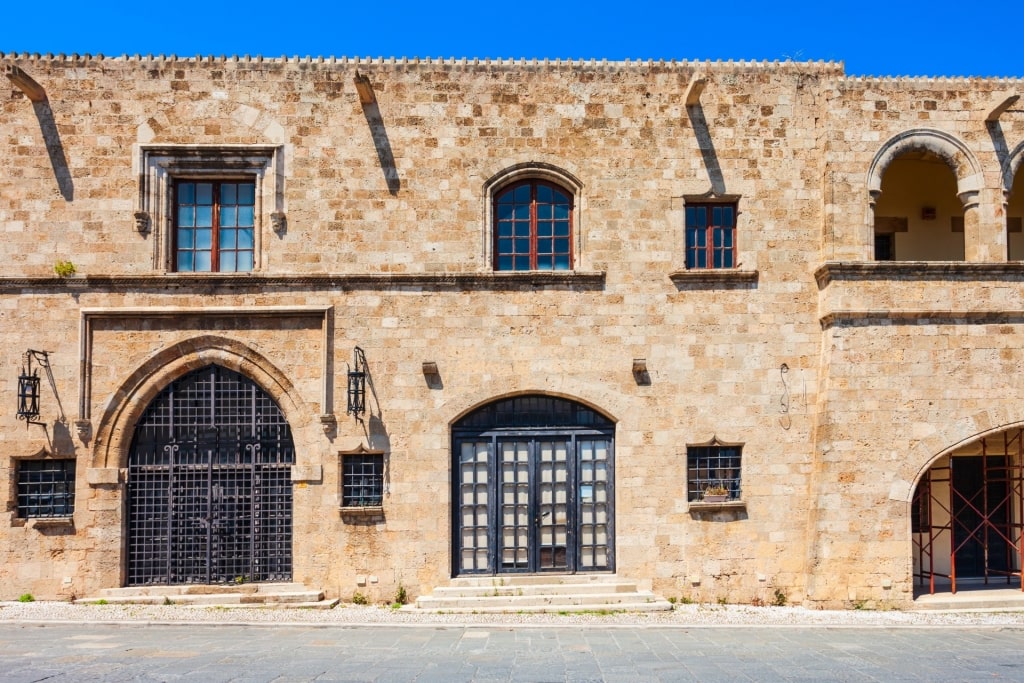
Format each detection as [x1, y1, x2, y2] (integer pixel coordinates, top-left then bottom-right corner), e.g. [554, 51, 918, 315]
[685, 203, 736, 269]
[174, 180, 255, 272]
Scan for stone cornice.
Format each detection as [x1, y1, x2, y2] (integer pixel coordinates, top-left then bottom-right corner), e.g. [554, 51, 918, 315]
[815, 262, 1024, 288]
[0, 271, 606, 293]
[820, 310, 1024, 329]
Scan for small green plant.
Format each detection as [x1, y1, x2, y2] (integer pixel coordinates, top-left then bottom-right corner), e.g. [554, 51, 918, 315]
[394, 583, 408, 605]
[851, 599, 868, 610]
[679, 595, 694, 605]
[351, 591, 368, 605]
[772, 589, 787, 607]
[18, 593, 34, 603]
[667, 596, 678, 605]
[94, 599, 108, 605]
[53, 260, 76, 278]
[390, 602, 402, 610]
[717, 596, 728, 605]
[163, 596, 173, 606]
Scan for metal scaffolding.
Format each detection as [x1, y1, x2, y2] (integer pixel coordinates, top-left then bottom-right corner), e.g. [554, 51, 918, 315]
[914, 430, 1024, 594]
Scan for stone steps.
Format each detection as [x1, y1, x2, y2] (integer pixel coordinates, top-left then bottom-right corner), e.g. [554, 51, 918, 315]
[76, 582, 337, 609]
[408, 574, 673, 614]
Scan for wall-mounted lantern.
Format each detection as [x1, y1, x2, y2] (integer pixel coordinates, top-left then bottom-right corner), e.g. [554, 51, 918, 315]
[17, 350, 50, 425]
[347, 346, 367, 416]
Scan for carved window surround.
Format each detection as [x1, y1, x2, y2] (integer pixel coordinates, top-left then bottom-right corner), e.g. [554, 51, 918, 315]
[134, 144, 285, 271]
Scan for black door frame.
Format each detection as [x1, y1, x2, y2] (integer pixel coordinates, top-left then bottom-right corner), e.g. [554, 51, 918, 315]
[451, 396, 615, 577]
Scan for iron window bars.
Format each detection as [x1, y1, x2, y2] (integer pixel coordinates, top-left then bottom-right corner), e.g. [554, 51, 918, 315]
[17, 459, 76, 518]
[341, 453, 384, 507]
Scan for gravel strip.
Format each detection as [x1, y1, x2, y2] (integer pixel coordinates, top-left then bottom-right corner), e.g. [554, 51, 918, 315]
[3, 601, 1024, 627]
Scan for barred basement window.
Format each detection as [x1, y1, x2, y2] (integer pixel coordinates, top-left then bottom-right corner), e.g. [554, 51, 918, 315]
[17, 459, 76, 518]
[341, 453, 384, 508]
[687, 438, 742, 502]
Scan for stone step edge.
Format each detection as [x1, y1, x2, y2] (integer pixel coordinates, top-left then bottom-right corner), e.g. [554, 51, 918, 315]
[414, 592, 664, 609]
[97, 583, 312, 597]
[448, 574, 622, 587]
[428, 583, 639, 597]
[403, 600, 674, 614]
[76, 592, 326, 606]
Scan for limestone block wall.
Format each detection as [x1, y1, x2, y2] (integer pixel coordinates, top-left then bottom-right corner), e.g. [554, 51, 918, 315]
[824, 78, 1024, 263]
[3, 54, 1021, 607]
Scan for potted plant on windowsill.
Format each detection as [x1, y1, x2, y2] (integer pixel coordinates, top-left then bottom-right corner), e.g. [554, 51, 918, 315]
[701, 484, 731, 503]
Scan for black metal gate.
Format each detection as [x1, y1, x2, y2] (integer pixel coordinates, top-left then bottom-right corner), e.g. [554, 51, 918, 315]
[127, 365, 295, 586]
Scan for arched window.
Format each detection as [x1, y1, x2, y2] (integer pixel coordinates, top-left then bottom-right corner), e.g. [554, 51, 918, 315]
[493, 180, 574, 271]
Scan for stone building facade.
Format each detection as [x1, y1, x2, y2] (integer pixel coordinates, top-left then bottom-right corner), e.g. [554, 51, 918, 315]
[2, 54, 1023, 608]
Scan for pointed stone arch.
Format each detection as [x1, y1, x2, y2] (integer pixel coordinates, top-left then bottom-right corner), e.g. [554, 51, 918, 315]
[90, 335, 307, 470]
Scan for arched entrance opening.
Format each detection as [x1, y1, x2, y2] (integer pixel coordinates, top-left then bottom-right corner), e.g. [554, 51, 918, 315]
[913, 428, 1024, 594]
[126, 365, 296, 585]
[873, 150, 965, 261]
[452, 395, 614, 576]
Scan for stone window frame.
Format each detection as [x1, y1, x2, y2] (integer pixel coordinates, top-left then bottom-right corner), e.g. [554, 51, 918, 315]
[483, 163, 584, 272]
[11, 452, 76, 524]
[135, 144, 285, 273]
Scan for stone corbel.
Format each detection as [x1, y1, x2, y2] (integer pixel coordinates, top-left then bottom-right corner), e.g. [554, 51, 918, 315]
[271, 212, 287, 236]
[74, 419, 92, 444]
[4, 64, 47, 102]
[986, 94, 1019, 122]
[684, 73, 707, 108]
[133, 211, 151, 235]
[319, 413, 337, 436]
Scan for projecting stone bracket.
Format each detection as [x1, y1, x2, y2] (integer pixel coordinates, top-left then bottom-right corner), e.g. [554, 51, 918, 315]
[4, 64, 47, 102]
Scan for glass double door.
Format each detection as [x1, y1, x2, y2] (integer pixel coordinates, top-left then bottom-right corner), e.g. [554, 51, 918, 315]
[456, 434, 613, 575]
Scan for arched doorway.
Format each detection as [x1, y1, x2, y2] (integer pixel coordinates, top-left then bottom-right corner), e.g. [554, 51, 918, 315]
[913, 429, 1024, 593]
[126, 365, 296, 585]
[452, 395, 614, 576]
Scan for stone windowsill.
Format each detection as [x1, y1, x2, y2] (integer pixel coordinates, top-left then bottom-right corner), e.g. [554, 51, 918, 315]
[687, 500, 746, 512]
[26, 517, 75, 530]
[669, 269, 759, 287]
[339, 506, 384, 517]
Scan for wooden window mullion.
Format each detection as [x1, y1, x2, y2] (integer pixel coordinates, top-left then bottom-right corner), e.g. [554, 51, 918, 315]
[530, 184, 538, 270]
[211, 184, 221, 272]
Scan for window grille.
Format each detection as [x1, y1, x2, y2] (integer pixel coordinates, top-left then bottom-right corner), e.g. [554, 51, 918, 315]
[17, 459, 75, 518]
[687, 445, 742, 502]
[342, 454, 384, 507]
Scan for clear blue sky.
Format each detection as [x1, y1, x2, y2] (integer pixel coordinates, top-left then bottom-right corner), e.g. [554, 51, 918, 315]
[2, 1, 1022, 78]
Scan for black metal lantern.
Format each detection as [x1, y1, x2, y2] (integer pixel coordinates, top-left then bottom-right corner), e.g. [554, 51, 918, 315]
[17, 350, 48, 424]
[347, 346, 367, 416]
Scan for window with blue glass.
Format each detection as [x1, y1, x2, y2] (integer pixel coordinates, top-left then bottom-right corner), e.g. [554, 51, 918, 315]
[685, 203, 737, 269]
[494, 180, 573, 271]
[174, 180, 255, 272]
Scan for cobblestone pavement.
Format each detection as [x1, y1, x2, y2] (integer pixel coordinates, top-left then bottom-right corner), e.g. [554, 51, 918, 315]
[2, 619, 1024, 681]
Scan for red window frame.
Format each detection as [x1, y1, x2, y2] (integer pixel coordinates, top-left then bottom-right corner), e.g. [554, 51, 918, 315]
[493, 180, 574, 271]
[685, 202, 737, 269]
[173, 179, 256, 273]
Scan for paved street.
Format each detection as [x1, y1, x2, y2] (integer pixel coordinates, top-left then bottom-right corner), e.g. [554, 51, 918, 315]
[2, 623, 1024, 682]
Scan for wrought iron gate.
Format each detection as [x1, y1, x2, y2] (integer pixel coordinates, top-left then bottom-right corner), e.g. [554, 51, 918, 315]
[127, 365, 295, 586]
[453, 396, 614, 575]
